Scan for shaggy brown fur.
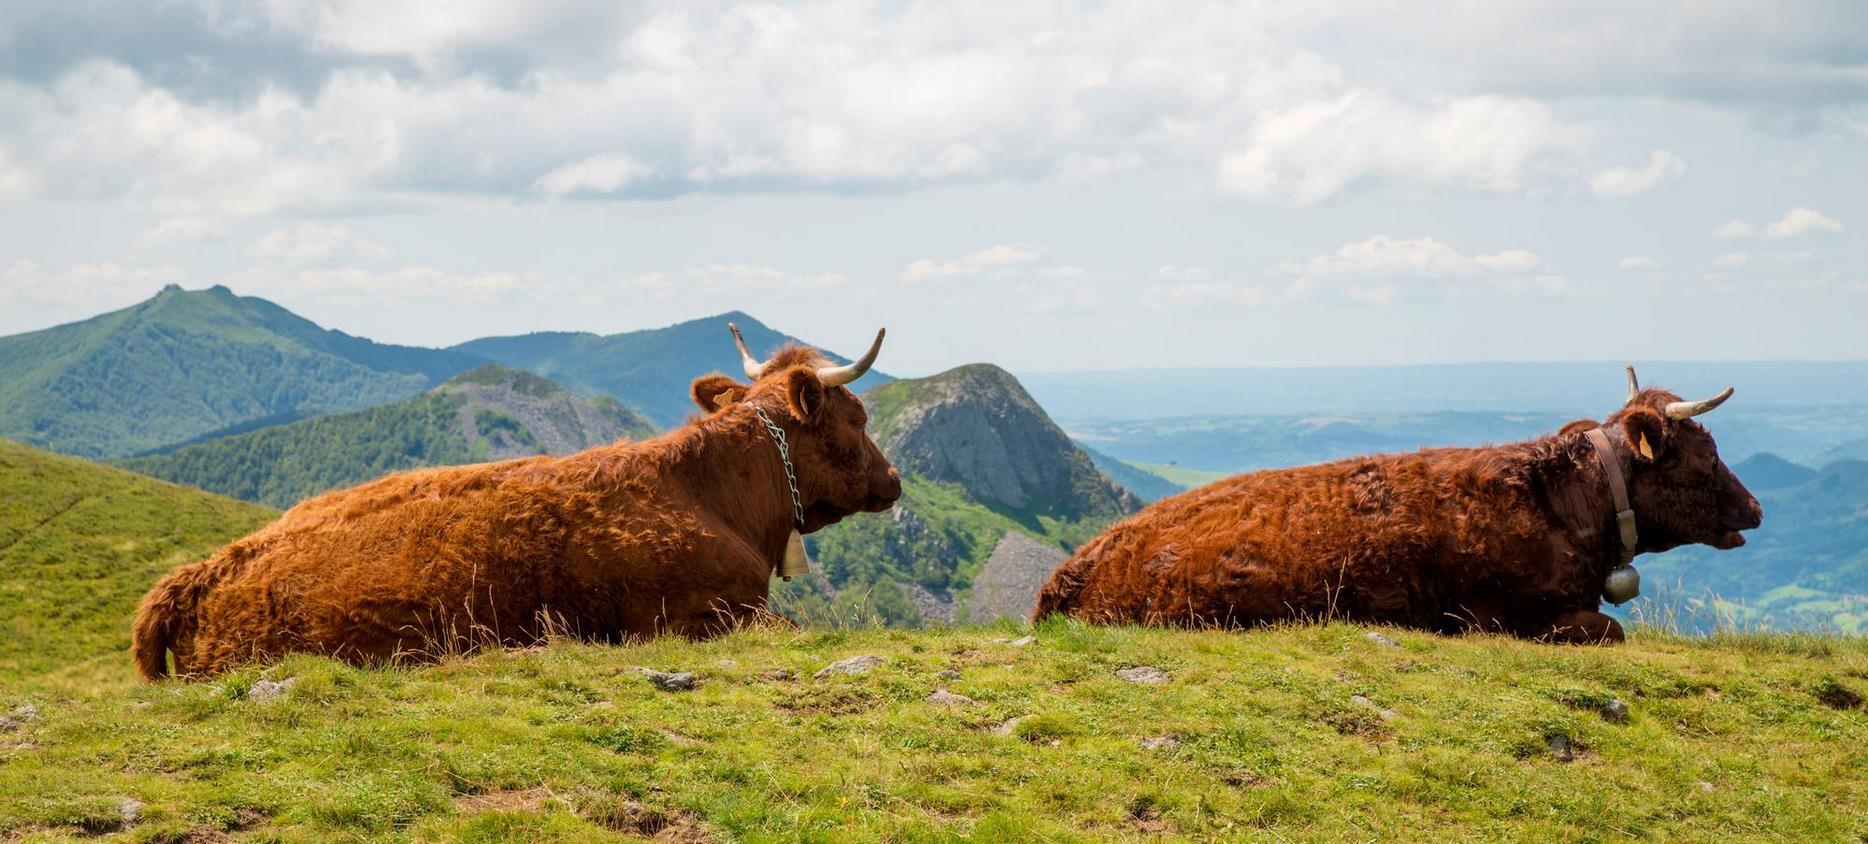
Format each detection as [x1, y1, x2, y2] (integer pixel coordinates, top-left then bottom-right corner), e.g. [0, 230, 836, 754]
[1033, 388, 1763, 643]
[133, 346, 901, 679]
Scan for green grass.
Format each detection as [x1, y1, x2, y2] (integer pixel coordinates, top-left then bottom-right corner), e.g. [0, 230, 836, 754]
[1127, 461, 1229, 489]
[0, 438, 275, 693]
[2, 624, 1865, 841]
[6, 437, 1868, 841]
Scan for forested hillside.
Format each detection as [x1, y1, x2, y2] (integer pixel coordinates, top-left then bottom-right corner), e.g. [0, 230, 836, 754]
[0, 285, 482, 458]
[455, 312, 891, 427]
[118, 366, 654, 508]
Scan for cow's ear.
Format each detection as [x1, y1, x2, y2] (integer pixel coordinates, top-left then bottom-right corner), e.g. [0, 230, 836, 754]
[1620, 407, 1669, 463]
[692, 374, 748, 413]
[783, 367, 827, 425]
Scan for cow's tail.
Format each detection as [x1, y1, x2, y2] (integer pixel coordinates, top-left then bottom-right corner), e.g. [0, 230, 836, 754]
[133, 567, 204, 681]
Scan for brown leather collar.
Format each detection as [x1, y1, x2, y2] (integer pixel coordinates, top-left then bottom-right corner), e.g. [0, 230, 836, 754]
[1584, 427, 1639, 564]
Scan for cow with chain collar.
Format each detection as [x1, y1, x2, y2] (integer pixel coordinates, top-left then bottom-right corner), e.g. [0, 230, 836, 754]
[1035, 367, 1762, 643]
[133, 326, 900, 678]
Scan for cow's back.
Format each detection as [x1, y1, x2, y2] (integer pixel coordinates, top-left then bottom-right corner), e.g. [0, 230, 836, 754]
[1038, 450, 1523, 628]
[163, 448, 700, 674]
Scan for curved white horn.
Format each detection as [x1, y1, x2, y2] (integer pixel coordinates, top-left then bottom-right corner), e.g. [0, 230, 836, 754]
[728, 323, 767, 380]
[1625, 364, 1640, 405]
[1665, 386, 1734, 420]
[816, 327, 886, 388]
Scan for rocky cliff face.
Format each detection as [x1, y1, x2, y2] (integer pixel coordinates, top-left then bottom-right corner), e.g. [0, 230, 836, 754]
[791, 363, 1142, 627]
[869, 364, 1139, 520]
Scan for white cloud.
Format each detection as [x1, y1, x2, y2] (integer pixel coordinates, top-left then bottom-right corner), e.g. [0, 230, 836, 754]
[534, 153, 655, 196]
[966, 244, 1043, 267]
[1281, 235, 1562, 304]
[1588, 150, 1685, 197]
[899, 259, 968, 283]
[294, 265, 525, 298]
[1153, 265, 1213, 281]
[1712, 219, 1757, 238]
[247, 0, 579, 64]
[901, 244, 1044, 281]
[1763, 206, 1844, 239]
[1144, 264, 1250, 310]
[0, 147, 31, 200]
[0, 3, 1631, 215]
[0, 260, 187, 332]
[1618, 256, 1660, 271]
[134, 216, 232, 249]
[1712, 207, 1844, 240]
[248, 223, 390, 264]
[1710, 251, 1813, 270]
[618, 264, 850, 300]
[1053, 152, 1142, 182]
[1216, 93, 1584, 204]
[1143, 280, 1265, 311]
[1767, 277, 1868, 295]
[0, 62, 386, 217]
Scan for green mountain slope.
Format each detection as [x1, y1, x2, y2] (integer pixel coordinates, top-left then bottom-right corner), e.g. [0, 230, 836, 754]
[1080, 445, 1187, 503]
[0, 285, 483, 458]
[1637, 458, 1868, 633]
[117, 365, 655, 508]
[792, 365, 1141, 626]
[2, 625, 1863, 840]
[454, 311, 892, 428]
[0, 438, 275, 692]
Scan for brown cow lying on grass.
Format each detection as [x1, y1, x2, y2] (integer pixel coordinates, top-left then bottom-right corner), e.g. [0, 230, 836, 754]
[1034, 369, 1762, 643]
[133, 327, 900, 679]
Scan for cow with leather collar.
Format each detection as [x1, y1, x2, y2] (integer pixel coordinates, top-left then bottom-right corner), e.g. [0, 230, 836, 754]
[132, 326, 901, 679]
[1034, 367, 1762, 644]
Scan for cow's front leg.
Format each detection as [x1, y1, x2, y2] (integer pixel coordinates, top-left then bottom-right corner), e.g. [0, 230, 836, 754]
[1538, 609, 1625, 645]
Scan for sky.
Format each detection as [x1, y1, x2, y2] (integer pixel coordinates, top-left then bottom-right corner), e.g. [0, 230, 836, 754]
[1, 1, 1865, 376]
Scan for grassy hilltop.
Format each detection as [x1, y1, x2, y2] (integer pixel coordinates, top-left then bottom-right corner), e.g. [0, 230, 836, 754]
[0, 438, 274, 692]
[3, 625, 1866, 841]
[4, 437, 1868, 841]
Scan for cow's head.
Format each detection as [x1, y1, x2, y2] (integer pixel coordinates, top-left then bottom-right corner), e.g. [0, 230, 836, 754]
[691, 325, 902, 531]
[1607, 368, 1762, 552]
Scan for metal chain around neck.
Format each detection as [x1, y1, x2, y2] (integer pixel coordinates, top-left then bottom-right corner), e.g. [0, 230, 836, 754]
[750, 404, 806, 528]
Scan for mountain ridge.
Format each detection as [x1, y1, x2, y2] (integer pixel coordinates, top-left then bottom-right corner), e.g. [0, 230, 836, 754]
[0, 285, 484, 458]
[116, 365, 655, 508]
[454, 311, 893, 427]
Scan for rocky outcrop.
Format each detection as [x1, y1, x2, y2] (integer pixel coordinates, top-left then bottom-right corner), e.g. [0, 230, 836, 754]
[869, 364, 1139, 521]
[802, 363, 1143, 629]
[967, 531, 1069, 622]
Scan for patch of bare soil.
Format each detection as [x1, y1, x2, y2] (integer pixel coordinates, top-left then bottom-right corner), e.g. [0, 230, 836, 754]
[581, 796, 716, 842]
[453, 786, 557, 814]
